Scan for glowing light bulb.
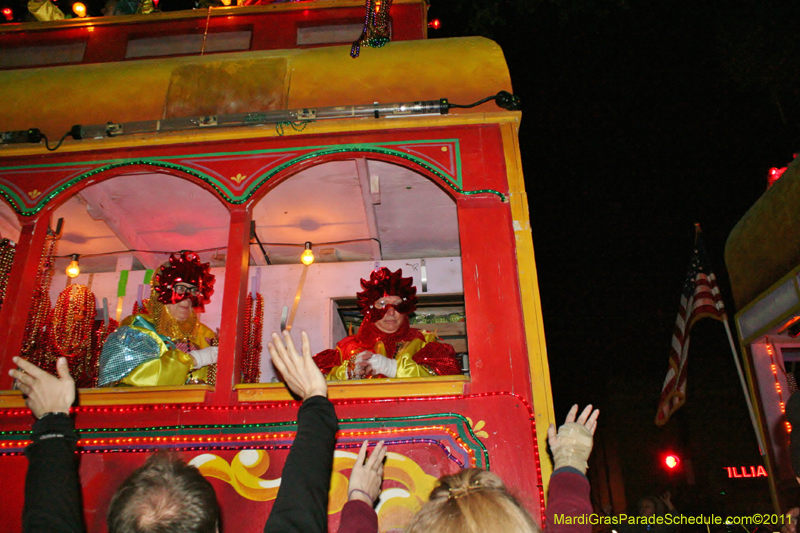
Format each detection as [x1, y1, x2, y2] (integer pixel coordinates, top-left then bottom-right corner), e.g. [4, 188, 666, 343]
[66, 254, 81, 278]
[2, 7, 12, 20]
[665, 454, 680, 469]
[428, 19, 441, 29]
[300, 242, 314, 266]
[72, 2, 86, 17]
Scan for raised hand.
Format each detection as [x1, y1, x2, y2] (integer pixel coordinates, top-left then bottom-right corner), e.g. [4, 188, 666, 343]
[547, 404, 599, 474]
[268, 330, 327, 400]
[9, 356, 75, 419]
[348, 440, 387, 505]
[547, 404, 599, 448]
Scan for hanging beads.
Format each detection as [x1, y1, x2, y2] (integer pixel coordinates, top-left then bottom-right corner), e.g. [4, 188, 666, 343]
[351, 0, 393, 58]
[0, 238, 15, 311]
[21, 231, 58, 359]
[242, 292, 263, 383]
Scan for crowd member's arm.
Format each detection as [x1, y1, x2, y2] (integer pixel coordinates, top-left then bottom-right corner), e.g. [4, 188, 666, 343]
[545, 404, 599, 533]
[10, 356, 85, 533]
[339, 440, 387, 533]
[264, 331, 338, 533]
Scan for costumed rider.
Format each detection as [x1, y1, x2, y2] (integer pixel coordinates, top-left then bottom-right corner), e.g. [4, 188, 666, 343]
[313, 267, 462, 380]
[98, 252, 218, 387]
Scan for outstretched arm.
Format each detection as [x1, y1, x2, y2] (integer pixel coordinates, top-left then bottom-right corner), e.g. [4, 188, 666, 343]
[10, 356, 85, 533]
[264, 331, 337, 533]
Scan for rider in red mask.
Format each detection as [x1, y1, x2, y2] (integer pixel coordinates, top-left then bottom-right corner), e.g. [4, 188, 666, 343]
[313, 267, 462, 380]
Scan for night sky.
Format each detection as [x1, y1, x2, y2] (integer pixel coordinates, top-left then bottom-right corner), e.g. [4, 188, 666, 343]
[429, 0, 799, 519]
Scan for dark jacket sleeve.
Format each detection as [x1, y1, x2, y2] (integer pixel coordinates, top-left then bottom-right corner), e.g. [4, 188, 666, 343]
[264, 396, 339, 533]
[545, 467, 592, 533]
[23, 414, 85, 533]
[338, 500, 379, 533]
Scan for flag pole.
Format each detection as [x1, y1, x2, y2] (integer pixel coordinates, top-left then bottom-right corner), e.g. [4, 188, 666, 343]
[695, 224, 764, 453]
[720, 317, 765, 453]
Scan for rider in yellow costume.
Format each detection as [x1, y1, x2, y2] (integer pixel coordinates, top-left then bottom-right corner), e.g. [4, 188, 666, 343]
[313, 267, 462, 380]
[98, 252, 218, 387]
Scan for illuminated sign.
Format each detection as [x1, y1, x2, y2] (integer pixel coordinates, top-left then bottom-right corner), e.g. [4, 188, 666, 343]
[724, 466, 768, 478]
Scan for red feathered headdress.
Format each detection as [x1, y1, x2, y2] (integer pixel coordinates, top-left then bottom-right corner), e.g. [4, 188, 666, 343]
[357, 267, 417, 321]
[154, 252, 215, 311]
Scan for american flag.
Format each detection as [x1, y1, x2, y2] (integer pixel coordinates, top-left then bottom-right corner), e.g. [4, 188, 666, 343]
[655, 240, 727, 426]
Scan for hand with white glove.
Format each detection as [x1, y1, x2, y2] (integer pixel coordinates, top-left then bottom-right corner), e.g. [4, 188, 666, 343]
[190, 346, 218, 369]
[366, 353, 398, 378]
[352, 351, 373, 379]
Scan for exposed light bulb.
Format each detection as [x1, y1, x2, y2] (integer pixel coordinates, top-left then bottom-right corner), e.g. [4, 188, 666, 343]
[72, 2, 86, 17]
[66, 254, 81, 278]
[300, 242, 314, 266]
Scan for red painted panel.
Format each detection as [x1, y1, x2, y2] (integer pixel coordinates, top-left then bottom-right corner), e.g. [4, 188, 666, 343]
[0, 3, 426, 68]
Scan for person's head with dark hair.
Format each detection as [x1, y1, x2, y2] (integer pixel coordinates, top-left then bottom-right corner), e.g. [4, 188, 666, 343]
[405, 468, 540, 533]
[107, 451, 220, 533]
[637, 496, 665, 517]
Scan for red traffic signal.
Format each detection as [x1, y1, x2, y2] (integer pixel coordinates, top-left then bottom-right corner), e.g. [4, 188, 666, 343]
[665, 454, 680, 469]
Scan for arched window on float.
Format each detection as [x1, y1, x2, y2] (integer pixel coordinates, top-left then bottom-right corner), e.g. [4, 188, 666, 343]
[27, 171, 231, 397]
[240, 157, 468, 399]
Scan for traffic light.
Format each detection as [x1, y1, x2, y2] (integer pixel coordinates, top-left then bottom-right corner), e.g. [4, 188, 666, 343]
[665, 454, 680, 469]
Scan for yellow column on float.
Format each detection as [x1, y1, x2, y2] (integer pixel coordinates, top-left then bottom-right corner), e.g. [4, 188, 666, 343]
[500, 120, 556, 498]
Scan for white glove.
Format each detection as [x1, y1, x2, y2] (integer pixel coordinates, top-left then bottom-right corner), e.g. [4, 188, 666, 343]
[367, 353, 398, 378]
[191, 346, 218, 369]
[352, 351, 373, 379]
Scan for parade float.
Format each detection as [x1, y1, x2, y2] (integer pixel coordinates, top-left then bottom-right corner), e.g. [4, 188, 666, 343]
[0, 1, 555, 530]
[726, 156, 800, 511]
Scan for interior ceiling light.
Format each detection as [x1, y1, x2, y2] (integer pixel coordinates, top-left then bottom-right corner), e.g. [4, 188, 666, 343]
[66, 254, 81, 278]
[300, 242, 314, 266]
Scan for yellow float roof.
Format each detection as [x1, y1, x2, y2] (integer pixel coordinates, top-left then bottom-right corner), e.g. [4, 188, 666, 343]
[0, 36, 512, 141]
